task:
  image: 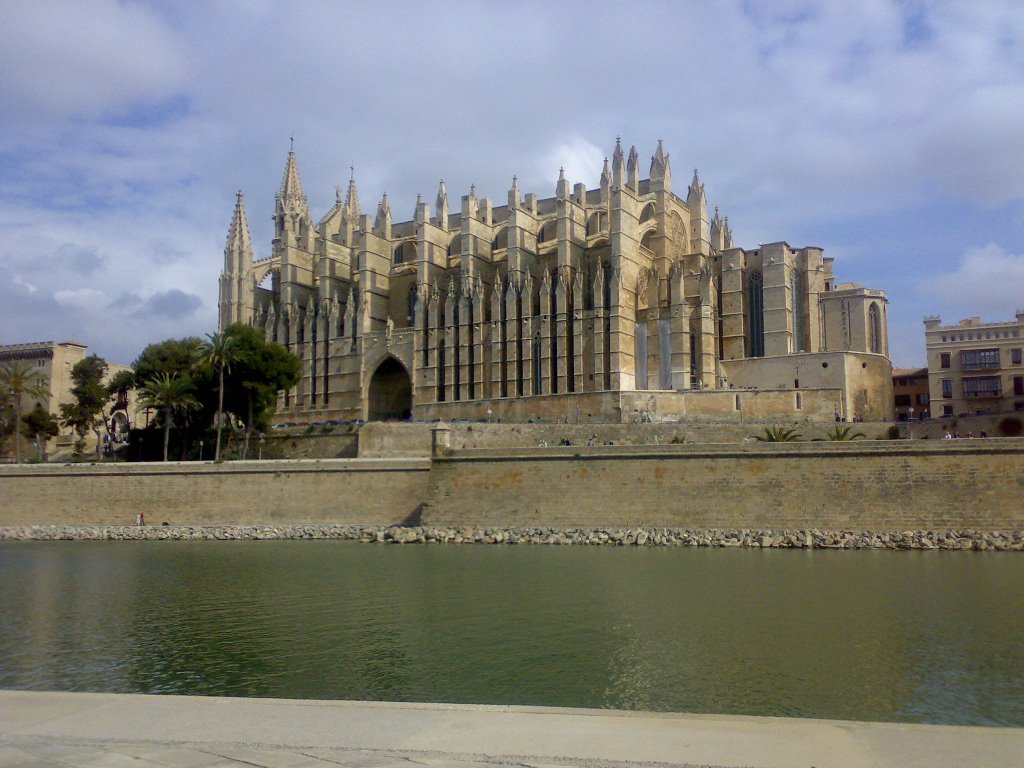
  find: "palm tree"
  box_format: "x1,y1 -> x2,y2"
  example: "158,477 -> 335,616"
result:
821,425 -> 866,441
0,361 -> 50,463
137,373 -> 200,461
754,425 -> 803,442
199,332 -> 239,461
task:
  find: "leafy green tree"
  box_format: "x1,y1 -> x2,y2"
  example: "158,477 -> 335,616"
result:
0,360 -> 50,463
199,332 -> 240,461
754,425 -> 802,442
132,337 -> 204,388
131,329 -> 298,460
22,405 -> 60,461
133,337 -> 211,457
107,369 -> 135,403
220,323 -> 300,458
136,373 -> 200,461
60,355 -> 111,456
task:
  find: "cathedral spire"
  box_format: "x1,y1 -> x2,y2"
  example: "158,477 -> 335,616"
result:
650,139 -> 671,180
277,146 -> 309,220
689,168 -> 704,198
435,179 -> 448,229
556,166 -> 570,198
220,190 -> 254,331
612,137 -> 625,186
626,145 -> 639,191
225,190 -> 254,270
344,168 -> 360,220
375,193 -> 392,237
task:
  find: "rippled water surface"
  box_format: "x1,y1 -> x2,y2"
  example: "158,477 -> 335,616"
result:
1,541 -> 1021,725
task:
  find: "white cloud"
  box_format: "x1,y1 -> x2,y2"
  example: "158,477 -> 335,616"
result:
538,137 -> 605,190
0,0 -> 190,124
13,275 -> 37,293
2,0 -> 1024,368
921,243 -> 1024,321
54,288 -> 107,308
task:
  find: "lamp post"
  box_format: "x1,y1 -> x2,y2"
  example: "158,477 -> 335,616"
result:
486,408 -> 492,423
258,433 -> 265,460
199,439 -> 204,461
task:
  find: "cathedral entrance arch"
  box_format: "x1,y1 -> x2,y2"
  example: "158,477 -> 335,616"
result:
367,356 -> 412,421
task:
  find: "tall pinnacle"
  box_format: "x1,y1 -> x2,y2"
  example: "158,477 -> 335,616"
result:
225,190 -> 254,263
277,147 -> 309,219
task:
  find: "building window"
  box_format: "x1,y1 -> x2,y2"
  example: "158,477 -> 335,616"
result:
791,268 -> 804,352
943,404 -> 953,415
1012,348 -> 1022,365
895,394 -> 912,406
916,392 -> 930,406
1015,376 -> 1024,397
962,376 -> 1001,398
941,379 -> 953,398
960,348 -> 1000,370
747,270 -> 764,357
940,353 -> 950,369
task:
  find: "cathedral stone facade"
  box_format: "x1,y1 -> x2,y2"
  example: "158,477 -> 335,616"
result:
219,140 -> 893,424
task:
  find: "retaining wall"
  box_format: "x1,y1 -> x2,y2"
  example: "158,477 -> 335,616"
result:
2,441 -> 1022,532
423,440 -> 1024,531
0,459 -> 429,527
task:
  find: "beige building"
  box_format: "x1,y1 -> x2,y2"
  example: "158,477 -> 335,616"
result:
0,341 -> 135,455
892,367 -> 930,420
219,139 -> 893,424
924,313 -> 1024,417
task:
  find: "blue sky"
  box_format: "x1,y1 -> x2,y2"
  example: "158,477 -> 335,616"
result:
2,0 -> 1023,367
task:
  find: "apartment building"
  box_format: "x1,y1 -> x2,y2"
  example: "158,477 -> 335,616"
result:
923,313 -> 1024,417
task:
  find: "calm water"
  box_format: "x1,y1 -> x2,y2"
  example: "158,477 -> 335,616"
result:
1,541 -> 1021,726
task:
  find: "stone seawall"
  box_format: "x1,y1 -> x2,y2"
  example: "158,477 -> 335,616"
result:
424,439 -> 1024,531
2,440 -> 1022,534
2,524 -> 1021,550
0,459 -> 430,527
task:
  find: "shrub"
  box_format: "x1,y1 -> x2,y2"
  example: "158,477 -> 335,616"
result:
821,425 -> 866,441
754,426 -> 802,442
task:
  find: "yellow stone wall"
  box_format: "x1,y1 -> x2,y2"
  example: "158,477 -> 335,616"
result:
2,441 -> 1022,532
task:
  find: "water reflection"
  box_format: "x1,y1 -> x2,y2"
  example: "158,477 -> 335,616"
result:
1,542 -> 1021,726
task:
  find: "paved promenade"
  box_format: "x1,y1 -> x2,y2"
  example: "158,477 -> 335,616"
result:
2,691 -> 1021,768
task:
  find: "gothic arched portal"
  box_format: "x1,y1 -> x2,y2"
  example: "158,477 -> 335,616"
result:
367,357 -> 412,421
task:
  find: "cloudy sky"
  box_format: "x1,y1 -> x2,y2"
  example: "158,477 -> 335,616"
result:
2,0 -> 1023,368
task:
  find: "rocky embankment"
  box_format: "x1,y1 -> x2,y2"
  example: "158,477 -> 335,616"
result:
1,525 -> 1021,550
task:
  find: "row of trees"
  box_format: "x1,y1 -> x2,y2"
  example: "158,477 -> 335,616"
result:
132,323 -> 300,461
0,323 -> 300,463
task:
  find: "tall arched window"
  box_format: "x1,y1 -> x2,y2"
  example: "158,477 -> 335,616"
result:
791,268 -> 804,352
748,270 -> 764,357
407,284 -> 417,325
869,302 -> 882,354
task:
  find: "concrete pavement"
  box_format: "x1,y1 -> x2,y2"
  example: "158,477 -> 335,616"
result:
1,690 -> 1021,768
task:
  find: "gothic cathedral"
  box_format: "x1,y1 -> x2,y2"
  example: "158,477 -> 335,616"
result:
219,140 -> 893,424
